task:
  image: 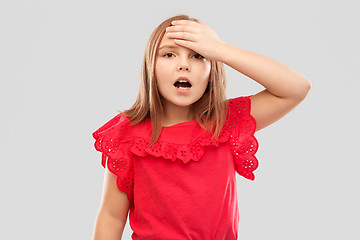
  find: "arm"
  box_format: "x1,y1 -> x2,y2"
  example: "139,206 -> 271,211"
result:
166,20 -> 312,131
220,44 -> 312,131
92,168 -> 130,240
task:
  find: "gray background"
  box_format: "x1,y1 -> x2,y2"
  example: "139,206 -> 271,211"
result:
1,0 -> 359,239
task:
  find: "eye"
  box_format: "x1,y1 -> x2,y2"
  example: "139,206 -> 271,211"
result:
163,53 -> 174,58
193,53 -> 205,59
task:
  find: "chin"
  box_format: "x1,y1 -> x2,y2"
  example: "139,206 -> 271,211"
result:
172,100 -> 195,107
164,96 -> 198,107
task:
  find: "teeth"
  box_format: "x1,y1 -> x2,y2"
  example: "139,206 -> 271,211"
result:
174,79 -> 191,89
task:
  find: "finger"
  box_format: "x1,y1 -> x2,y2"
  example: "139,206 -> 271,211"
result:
171,19 -> 200,27
173,39 -> 195,49
166,25 -> 198,34
196,20 -> 208,27
166,31 -> 197,42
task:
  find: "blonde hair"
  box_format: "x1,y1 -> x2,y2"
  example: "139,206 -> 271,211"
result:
122,14 -> 228,146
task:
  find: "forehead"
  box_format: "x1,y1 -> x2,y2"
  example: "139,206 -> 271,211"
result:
158,34 -> 189,51
159,34 -> 175,47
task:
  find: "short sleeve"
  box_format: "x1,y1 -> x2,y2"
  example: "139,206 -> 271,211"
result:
92,113 -> 134,203
227,96 -> 259,180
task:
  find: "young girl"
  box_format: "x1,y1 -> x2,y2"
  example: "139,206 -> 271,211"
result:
91,15 -> 311,240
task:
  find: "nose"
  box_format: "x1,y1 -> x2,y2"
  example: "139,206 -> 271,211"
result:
178,65 -> 189,71
177,58 -> 190,71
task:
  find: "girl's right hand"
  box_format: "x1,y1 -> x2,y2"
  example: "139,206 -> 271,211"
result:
165,19 -> 227,62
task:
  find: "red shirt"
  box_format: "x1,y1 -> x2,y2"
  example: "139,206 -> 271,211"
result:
92,96 -> 259,240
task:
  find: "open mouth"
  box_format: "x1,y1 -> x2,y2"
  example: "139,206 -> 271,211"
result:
174,80 -> 192,89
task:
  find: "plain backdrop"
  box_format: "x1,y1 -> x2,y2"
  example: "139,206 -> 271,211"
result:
1,0 -> 359,239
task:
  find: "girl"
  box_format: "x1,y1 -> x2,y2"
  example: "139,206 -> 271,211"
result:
91,15 -> 311,240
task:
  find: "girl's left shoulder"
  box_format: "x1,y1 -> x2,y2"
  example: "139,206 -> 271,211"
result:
225,95 -> 259,180
227,95 -> 253,115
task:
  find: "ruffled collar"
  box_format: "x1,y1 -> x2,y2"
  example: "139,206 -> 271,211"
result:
121,116 -> 232,163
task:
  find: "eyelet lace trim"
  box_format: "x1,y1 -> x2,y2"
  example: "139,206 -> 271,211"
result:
129,128 -> 231,163
92,96 -> 259,201
226,96 -> 259,180
92,115 -> 135,203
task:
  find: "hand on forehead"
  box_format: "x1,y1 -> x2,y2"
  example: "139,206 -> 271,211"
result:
163,19 -> 223,62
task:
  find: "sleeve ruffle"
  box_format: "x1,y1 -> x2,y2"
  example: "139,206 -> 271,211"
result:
92,113 -> 134,203
227,96 -> 259,180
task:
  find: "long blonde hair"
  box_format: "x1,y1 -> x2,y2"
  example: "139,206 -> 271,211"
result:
122,14 -> 228,146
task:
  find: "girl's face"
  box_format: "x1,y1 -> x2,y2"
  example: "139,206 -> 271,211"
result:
155,34 -> 211,111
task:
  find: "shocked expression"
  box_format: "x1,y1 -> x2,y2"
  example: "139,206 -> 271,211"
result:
155,34 -> 211,109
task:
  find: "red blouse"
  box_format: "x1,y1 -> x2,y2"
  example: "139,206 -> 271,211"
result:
92,96 -> 259,240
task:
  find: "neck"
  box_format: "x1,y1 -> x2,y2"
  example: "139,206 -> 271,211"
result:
162,102 -> 194,127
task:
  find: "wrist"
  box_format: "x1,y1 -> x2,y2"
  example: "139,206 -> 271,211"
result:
216,41 -> 234,63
